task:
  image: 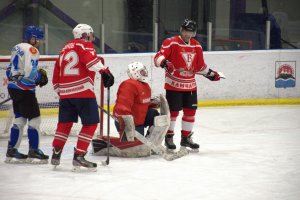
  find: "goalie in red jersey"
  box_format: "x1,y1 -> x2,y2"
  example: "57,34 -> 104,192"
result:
154,19 -> 225,152
92,62 -> 170,157
50,24 -> 114,170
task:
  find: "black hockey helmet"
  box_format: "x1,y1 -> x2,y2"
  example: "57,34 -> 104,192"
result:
181,19 -> 197,32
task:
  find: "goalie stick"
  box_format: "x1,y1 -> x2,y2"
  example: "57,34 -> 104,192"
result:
97,105 -> 189,161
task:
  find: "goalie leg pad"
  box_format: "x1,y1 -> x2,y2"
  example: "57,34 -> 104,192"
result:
120,115 -> 135,142
147,115 -> 170,146
159,94 -> 170,117
92,137 -> 151,157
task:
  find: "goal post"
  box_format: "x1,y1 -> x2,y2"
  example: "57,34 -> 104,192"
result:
0,55 -> 104,137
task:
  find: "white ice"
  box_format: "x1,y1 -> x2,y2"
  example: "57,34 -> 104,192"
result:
0,105 -> 300,200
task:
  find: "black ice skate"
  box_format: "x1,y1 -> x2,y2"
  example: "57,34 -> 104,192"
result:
27,149 -> 49,164
5,147 -> 28,164
51,146 -> 62,166
72,151 -> 97,172
165,134 -> 176,151
180,133 -> 199,152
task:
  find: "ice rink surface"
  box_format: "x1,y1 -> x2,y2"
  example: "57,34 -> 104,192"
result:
0,105 -> 300,200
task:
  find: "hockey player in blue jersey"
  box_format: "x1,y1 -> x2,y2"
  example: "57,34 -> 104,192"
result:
5,25 -> 49,164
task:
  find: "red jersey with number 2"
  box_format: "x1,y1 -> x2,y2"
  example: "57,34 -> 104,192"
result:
53,39 -> 101,99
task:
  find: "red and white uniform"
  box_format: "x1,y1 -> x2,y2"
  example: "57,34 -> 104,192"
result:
154,35 -> 207,91
113,79 -> 151,126
52,39 -> 105,99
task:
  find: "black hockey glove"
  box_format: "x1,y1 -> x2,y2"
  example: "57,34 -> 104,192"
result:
36,68 -> 48,87
161,59 -> 175,74
100,68 -> 114,88
204,69 -> 222,81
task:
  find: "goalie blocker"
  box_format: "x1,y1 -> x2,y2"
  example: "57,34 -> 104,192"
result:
92,94 -> 170,157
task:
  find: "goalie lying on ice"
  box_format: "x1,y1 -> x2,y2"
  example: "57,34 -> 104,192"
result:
92,62 -> 170,157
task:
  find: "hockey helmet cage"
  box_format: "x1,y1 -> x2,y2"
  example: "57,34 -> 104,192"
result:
181,19 -> 197,32
24,26 -> 44,41
127,62 -> 149,83
72,24 -> 94,40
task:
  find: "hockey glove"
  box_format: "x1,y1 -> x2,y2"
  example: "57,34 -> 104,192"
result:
161,59 -> 175,74
36,69 -> 48,87
149,96 -> 160,109
100,68 -> 114,88
204,69 -> 224,81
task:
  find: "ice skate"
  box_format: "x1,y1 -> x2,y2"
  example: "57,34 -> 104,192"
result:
26,149 -> 49,164
5,147 -> 28,164
51,146 -> 62,168
165,134 -> 176,152
180,132 -> 199,152
72,152 -> 97,172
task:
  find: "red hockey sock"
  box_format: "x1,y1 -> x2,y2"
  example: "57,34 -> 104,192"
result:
168,111 -> 179,134
75,124 -> 97,154
52,122 -> 73,150
181,108 -> 196,137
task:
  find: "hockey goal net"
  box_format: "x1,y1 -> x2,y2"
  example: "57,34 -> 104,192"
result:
0,55 -> 104,138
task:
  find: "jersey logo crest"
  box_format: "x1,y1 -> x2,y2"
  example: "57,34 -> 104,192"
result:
29,47 -> 38,55
181,52 -> 195,70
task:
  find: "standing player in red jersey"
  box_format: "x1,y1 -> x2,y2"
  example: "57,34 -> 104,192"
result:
50,24 -> 114,170
154,19 -> 225,152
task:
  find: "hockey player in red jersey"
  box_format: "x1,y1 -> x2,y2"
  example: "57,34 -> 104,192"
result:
51,23 -> 114,170
154,19 -> 225,152
92,62 -> 169,157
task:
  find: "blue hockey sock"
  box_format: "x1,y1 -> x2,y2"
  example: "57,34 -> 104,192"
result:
9,124 -> 21,148
27,126 -> 39,149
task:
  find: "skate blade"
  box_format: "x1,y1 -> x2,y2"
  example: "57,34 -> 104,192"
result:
5,157 -> 27,164
26,158 -> 49,164
72,166 -> 97,172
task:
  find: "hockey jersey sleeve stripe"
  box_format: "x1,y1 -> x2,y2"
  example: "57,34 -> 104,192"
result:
86,57 -> 99,67
155,55 -> 165,67
59,77 -> 94,88
87,59 -> 106,72
166,73 -> 196,83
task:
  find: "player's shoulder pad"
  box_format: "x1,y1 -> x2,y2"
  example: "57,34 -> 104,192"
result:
162,36 -> 178,47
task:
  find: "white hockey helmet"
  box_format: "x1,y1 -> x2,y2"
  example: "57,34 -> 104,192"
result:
72,23 -> 94,40
127,62 -> 149,83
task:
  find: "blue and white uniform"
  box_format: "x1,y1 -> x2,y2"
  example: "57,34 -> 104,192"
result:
6,43 -> 41,92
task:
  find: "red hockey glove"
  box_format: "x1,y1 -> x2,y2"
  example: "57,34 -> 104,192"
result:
100,68 -> 114,88
161,59 -> 175,74
204,69 -> 223,81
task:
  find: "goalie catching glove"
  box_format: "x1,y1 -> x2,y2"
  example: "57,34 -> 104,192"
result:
203,68 -> 226,81
100,68 -> 114,88
36,68 -> 48,87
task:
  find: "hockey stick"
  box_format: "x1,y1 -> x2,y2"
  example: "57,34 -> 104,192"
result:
97,105 -> 188,161
0,97 -> 11,106
101,86 -> 110,166
167,68 -> 226,79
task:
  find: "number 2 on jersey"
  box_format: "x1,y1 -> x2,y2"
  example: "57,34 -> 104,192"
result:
60,51 -> 79,76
